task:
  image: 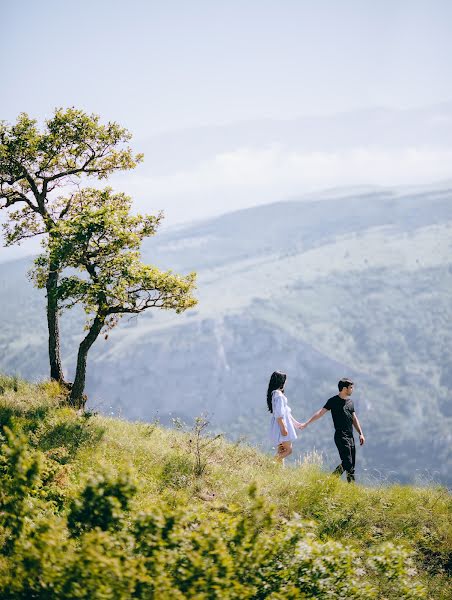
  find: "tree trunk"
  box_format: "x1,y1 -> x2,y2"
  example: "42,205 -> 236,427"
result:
46,267 -> 65,382
69,314 -> 104,408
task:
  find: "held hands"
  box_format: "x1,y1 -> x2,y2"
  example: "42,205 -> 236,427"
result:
296,422 -> 307,430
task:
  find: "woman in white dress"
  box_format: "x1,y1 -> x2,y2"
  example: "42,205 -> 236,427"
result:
267,371 -> 303,464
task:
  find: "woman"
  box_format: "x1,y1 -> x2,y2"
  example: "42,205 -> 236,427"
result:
267,371 -> 303,464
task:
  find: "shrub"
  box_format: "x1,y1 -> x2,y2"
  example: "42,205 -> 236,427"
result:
0,426 -> 42,552
68,471 -> 137,535
60,530 -> 142,600
160,452 -> 195,490
130,486 -> 425,599
29,408 -> 105,461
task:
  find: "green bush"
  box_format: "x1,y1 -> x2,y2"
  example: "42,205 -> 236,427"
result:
0,426 -> 42,552
29,408 -> 105,461
59,530 -> 142,600
160,451 -> 195,490
68,471 -> 137,535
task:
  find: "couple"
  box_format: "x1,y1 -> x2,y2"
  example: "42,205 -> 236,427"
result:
268,371 -> 365,481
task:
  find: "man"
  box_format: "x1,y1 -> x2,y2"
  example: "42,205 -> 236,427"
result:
299,378 -> 365,482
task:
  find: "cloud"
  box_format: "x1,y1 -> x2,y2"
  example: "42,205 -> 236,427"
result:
114,145 -> 452,222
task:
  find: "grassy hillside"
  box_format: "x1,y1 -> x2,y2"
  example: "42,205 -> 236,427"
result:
0,375 -> 450,599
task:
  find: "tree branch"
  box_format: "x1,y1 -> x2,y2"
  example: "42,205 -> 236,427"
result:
0,188 -> 39,212
59,193 -> 75,219
42,152 -> 97,183
5,229 -> 46,242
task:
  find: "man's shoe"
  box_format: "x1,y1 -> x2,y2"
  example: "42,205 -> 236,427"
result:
332,464 -> 345,476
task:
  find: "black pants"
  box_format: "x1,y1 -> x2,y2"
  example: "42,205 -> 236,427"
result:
334,431 -> 355,478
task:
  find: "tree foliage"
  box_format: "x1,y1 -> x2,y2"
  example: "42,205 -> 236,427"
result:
1,109 -> 196,404
46,188 -> 196,319
0,108 -> 141,213
0,108 -> 143,382
0,108 -> 142,246
29,186 -> 197,406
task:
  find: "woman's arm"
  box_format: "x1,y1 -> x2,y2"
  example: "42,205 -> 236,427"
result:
277,416 -> 288,437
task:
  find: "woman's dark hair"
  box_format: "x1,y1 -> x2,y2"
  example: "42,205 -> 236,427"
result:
267,371 -> 287,412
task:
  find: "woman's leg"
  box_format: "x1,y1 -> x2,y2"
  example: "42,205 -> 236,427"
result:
276,441 -> 292,465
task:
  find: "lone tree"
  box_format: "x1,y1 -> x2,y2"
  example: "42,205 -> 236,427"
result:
0,109 -> 142,383
32,187 -> 197,407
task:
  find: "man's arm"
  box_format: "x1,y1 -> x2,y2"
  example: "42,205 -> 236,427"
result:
299,407 -> 328,429
352,413 -> 365,445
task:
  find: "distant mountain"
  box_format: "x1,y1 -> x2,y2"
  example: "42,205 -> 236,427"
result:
1,184 -> 452,484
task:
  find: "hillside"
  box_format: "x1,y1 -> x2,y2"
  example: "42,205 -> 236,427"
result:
0,375 -> 450,599
1,184 -> 452,485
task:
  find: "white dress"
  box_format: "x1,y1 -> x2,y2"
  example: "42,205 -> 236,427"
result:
269,389 -> 297,445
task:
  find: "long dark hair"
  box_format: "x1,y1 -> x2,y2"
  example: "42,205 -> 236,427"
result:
267,371 -> 287,412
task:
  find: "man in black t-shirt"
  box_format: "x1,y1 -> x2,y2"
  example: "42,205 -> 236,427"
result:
299,378 -> 365,482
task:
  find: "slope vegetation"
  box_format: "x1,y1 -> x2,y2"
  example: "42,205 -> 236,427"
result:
0,375 -> 450,599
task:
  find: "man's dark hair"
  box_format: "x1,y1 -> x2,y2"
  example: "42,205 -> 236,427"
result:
338,378 -> 354,392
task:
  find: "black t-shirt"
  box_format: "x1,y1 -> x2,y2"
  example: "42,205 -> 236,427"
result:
323,395 -> 355,434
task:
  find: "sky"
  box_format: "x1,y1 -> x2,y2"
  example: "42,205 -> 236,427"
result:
1,0 -> 452,260
2,0 -> 452,131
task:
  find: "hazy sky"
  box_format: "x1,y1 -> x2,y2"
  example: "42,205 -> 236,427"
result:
2,0 -> 452,133
1,1 -> 452,261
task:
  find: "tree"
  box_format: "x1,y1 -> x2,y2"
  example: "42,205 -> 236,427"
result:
32,187 -> 197,407
0,109 -> 142,383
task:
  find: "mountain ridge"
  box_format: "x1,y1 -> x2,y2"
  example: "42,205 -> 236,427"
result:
1,185 -> 451,484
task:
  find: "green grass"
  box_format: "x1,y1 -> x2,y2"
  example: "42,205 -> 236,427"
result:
0,374 -> 450,599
